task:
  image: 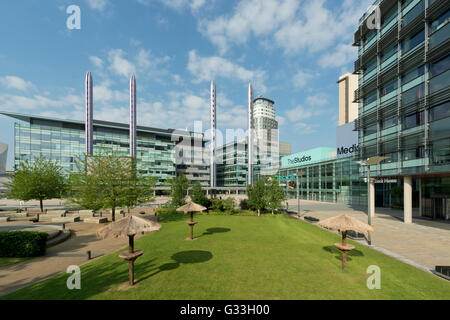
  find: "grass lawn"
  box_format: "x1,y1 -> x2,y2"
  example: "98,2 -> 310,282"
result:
0,257 -> 31,268
2,214 -> 450,300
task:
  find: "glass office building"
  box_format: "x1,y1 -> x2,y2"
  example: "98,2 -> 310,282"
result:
353,0 -> 449,220
278,148 -> 369,207
1,112 -> 210,186
216,140 -> 248,187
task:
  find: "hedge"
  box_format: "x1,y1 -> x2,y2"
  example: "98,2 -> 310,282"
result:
0,231 -> 48,257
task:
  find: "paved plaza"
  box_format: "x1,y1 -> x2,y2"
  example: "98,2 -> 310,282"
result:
287,199 -> 450,271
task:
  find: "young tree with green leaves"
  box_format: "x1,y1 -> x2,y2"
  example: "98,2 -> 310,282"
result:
190,181 -> 210,208
6,155 -> 67,212
170,173 -> 190,206
246,177 -> 268,216
267,176 -> 286,214
69,151 -> 156,221
123,165 -> 158,214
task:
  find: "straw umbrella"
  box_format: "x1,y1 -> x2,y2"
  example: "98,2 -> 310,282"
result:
97,215 -> 161,285
176,202 -> 207,240
318,214 -> 374,271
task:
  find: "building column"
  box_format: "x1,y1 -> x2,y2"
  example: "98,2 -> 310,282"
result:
404,176 -> 413,224
419,178 -> 422,217
369,179 -> 375,220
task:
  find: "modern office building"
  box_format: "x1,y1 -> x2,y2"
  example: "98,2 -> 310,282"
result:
216,138 -> 291,188
216,139 -> 248,187
0,111 -> 210,186
278,148 -> 368,206
353,0 -> 449,221
338,73 -> 359,125
252,97 -> 280,177
0,143 -> 7,173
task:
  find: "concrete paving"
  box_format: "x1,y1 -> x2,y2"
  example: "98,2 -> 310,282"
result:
287,199 -> 450,270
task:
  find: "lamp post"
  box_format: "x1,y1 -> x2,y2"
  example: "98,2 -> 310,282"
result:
362,156 -> 387,245
296,171 -> 305,217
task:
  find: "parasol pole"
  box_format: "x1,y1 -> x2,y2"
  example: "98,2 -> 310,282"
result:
128,234 -> 135,285
342,231 -> 347,271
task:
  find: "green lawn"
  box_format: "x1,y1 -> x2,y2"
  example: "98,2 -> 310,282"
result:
0,257 -> 31,268
2,214 -> 450,300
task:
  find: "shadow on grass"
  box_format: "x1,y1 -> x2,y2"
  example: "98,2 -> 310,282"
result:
137,250 -> 213,283
200,227 -> 231,237
322,245 -> 364,262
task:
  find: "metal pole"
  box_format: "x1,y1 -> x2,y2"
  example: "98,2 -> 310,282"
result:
297,175 -> 300,216
367,165 -> 372,245
299,176 -> 301,217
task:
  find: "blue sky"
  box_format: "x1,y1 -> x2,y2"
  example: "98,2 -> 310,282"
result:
0,0 -> 374,170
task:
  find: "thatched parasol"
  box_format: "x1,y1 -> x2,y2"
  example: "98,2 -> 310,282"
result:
318,214 -> 374,271
97,215 -> 161,285
176,202 -> 207,240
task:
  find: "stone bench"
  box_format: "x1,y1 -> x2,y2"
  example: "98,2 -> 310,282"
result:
45,210 -> 67,217
77,210 -> 95,217
0,217 -> 10,223
83,217 -> 108,224
52,216 -> 80,223
15,212 -> 30,217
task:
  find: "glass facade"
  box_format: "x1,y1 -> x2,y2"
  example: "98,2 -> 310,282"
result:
216,140 -> 248,187
354,0 -> 450,219
278,156 -> 367,207
10,114 -> 209,186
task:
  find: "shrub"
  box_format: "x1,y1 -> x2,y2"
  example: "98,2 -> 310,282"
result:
223,198 -> 235,212
211,198 -> 224,212
239,199 -> 251,210
0,231 -> 48,257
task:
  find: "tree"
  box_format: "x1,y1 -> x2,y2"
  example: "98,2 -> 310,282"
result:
123,163 -> 158,214
267,176 -> 286,214
190,181 -> 210,208
68,151 -> 156,221
170,173 -> 190,206
246,177 -> 268,216
6,155 -> 66,212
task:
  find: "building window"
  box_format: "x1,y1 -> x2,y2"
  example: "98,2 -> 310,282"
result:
365,57 -> 377,74
401,64 -> 424,85
364,90 -> 377,105
382,116 -> 398,129
364,123 -> 377,135
432,138 -> 450,165
401,29 -> 424,54
429,101 -> 450,122
380,78 -> 398,97
403,146 -> 424,161
430,54 -> 450,78
403,111 -> 424,129
381,42 -> 397,63
383,152 -> 398,163
430,9 -> 450,34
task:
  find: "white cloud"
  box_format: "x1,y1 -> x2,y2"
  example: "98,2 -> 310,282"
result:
292,70 -> 317,89
89,56 -> 104,69
0,92 -> 82,111
199,0 -> 300,54
198,0 -> 372,57
285,105 -> 323,122
318,43 -> 357,68
85,0 -> 108,11
0,76 -> 36,92
107,49 -> 136,77
306,94 -> 328,107
158,0 -> 209,12
187,50 -> 266,93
